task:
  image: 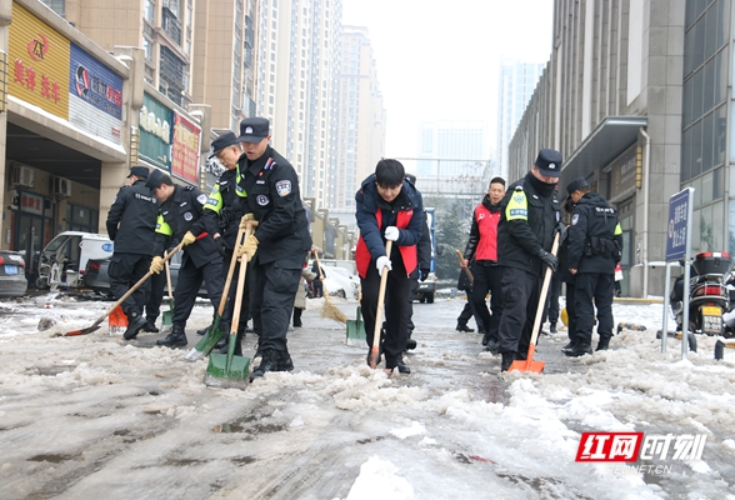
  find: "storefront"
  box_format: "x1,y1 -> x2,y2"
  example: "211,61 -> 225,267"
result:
1,1 -> 130,281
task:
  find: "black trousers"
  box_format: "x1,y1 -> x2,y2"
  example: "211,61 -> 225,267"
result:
145,270 -> 167,322
544,272 -> 562,326
497,267 -> 542,354
565,282 -> 577,342
108,253 -> 151,317
360,256 -> 410,368
172,257 -> 224,328
250,256 -> 302,353
220,249 -> 251,333
573,273 -> 614,346
470,263 -> 503,342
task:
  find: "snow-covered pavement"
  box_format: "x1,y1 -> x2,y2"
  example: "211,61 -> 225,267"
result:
0,293 -> 734,499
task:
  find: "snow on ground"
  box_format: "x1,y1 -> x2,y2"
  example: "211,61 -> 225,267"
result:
0,293 -> 734,499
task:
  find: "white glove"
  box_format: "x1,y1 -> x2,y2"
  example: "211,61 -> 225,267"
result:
384,226 -> 400,241
376,256 -> 392,277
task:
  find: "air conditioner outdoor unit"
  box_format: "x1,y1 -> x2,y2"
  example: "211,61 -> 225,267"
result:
54,177 -> 72,198
13,165 -> 34,188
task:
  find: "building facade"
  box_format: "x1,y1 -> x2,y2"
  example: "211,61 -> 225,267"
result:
255,0 -> 342,208
496,60 -> 545,180
509,0 -> 693,297
334,26 -> 385,210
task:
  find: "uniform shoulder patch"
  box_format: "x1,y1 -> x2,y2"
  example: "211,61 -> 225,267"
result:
572,214 -> 580,225
197,194 -> 208,205
275,180 -> 292,197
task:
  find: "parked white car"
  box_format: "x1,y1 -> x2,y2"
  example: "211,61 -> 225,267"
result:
311,261 -> 359,299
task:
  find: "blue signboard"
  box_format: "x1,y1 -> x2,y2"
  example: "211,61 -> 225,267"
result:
69,43 -> 123,119
665,188 -> 693,261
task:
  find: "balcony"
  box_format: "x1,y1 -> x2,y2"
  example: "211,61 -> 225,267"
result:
162,7 -> 181,45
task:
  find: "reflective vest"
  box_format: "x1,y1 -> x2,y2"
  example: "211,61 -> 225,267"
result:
355,209 -> 417,278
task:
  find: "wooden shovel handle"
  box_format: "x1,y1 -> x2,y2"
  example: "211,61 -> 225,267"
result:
455,249 -> 474,284
528,232 -> 561,347
216,219 -> 259,316
91,240 -> 186,329
369,240 -> 393,368
164,251 -> 173,300
229,224 -> 255,335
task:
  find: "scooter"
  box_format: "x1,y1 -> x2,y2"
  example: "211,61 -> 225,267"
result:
669,252 -> 731,352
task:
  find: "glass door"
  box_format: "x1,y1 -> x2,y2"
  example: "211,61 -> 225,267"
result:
16,214 -> 44,281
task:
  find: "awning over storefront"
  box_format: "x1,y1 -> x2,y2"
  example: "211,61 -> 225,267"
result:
561,116 -> 648,183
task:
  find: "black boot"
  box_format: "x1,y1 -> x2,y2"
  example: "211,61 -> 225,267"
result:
595,336 -> 611,351
395,358 -> 410,374
142,318 -> 159,333
196,324 -> 213,336
549,323 -> 557,334
561,341 -> 576,353
501,352 -> 515,371
485,339 -> 500,354
156,325 -> 188,347
250,349 -> 280,381
564,344 -> 592,357
456,324 -> 474,332
277,350 -> 294,372
123,312 -> 148,340
405,338 -> 417,351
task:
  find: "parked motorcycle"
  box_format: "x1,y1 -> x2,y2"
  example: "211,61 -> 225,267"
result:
669,252 -> 732,352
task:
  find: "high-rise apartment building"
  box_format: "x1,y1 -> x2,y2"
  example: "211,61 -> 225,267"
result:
417,120 -> 488,177
334,26 -> 386,209
192,0 -> 257,131
255,0 -> 342,207
496,60 -> 544,179
46,0 -> 195,108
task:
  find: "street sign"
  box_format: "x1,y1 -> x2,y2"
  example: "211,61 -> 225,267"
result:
665,188 -> 694,262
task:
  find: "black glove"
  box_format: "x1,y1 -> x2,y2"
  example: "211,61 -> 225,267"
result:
420,268 -> 430,282
555,220 -> 567,243
536,248 -> 558,272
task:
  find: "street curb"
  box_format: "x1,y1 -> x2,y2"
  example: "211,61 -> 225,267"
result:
613,297 -> 664,305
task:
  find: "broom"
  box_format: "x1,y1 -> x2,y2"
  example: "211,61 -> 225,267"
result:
312,249 -> 347,324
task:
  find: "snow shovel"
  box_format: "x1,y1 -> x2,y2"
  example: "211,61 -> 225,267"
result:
203,225 -> 254,388
185,219 -> 257,362
455,249 -> 474,284
161,251 -> 175,329
108,305 -> 128,336
346,286 -> 366,346
368,240 -> 392,369
61,241 -> 186,337
509,233 -> 560,374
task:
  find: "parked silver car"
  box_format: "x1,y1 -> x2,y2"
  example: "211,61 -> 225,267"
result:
0,250 -> 28,297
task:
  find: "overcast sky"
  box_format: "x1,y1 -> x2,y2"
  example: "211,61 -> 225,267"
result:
341,0 -> 554,160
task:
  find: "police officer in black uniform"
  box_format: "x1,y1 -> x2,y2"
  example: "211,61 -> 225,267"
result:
203,131 -> 252,355
564,177 -> 623,356
106,166 -> 159,340
146,170 -> 225,347
234,117 -> 312,380
496,149 -> 564,371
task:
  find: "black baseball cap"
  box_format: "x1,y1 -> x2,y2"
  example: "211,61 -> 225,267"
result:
238,117 -> 270,143
145,169 -> 166,191
208,132 -> 241,159
128,166 -> 149,178
566,177 -> 589,195
534,149 -> 563,177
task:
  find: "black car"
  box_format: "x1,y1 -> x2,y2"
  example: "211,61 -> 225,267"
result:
0,250 -> 28,297
413,272 -> 437,303
83,252 -> 207,297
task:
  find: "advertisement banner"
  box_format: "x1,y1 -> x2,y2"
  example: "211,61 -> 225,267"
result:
68,43 -> 123,144
139,93 -> 172,170
9,4 -> 70,119
171,112 -> 201,184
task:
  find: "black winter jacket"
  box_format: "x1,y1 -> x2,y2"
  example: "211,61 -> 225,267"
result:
106,180 -> 159,255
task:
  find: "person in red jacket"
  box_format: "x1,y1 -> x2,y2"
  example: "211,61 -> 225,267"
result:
355,159 -> 425,375
460,177 -> 506,353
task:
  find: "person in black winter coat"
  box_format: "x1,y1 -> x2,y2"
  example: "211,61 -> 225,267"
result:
355,160 -> 424,375
564,177 -> 623,356
106,166 -> 159,340
496,149 -> 564,371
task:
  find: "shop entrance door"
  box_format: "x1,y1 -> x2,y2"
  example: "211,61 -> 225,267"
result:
16,214 -> 44,280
